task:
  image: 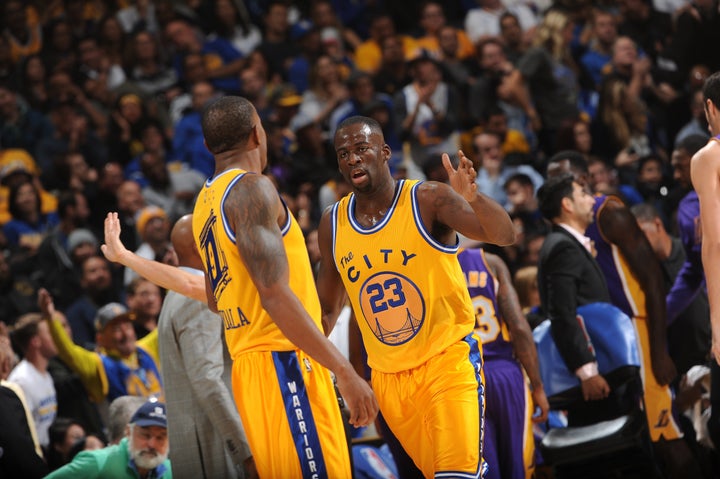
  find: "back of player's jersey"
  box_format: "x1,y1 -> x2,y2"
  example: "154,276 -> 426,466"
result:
457,248 -> 514,360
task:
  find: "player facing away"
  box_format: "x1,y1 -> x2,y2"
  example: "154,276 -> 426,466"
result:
316,116 -> 516,477
192,97 -> 377,478
458,247 -> 548,479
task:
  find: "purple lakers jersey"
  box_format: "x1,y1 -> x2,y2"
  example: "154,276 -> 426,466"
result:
457,248 -> 513,361
586,194 -> 645,318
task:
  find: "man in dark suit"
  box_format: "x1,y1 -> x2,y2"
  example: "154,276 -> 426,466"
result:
537,173 -> 612,407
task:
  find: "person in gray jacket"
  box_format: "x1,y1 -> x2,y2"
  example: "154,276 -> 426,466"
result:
158,214 -> 254,478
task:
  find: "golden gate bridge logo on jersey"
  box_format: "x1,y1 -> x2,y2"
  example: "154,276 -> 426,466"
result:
359,271 -> 425,345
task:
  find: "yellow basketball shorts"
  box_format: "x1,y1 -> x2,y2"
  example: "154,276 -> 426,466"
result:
372,333 -> 485,478
232,349 -> 351,478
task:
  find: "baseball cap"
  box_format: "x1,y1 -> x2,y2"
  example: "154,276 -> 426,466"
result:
135,206 -> 167,236
130,400 -> 167,428
290,20 -> 313,41
273,84 -> 302,108
94,303 -> 135,332
0,149 -> 39,185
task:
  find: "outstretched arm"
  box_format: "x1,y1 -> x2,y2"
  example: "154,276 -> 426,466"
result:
599,199 -> 676,385
224,175 -> 378,427
692,145 -> 720,365
416,151 -> 515,246
486,253 -> 548,422
101,213 -> 207,302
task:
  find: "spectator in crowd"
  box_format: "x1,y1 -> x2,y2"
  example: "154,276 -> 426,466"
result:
580,7 -> 618,89
631,202 -> 710,378
463,0 -> 538,45
415,1 -> 475,61
172,81 -> 217,177
395,51 -> 462,179
77,35 -> 126,93
473,130 -> 544,210
2,0 -> 43,65
46,399 -> 172,479
40,290 -> 164,403
46,311 -> 105,445
65,253 -> 121,350
206,0 -> 262,58
0,82 -> 54,158
330,70 -> 393,138
0,149 -> 58,228
3,180 -> 59,258
355,12 -> 418,74
255,2 -> 298,82
125,277 -> 162,340
46,417 -> 89,471
36,191 -> 92,310
17,54 -> 50,113
124,30 -> 177,99
499,12 -> 528,64
512,9 -> 580,158
298,54 -> 349,136
0,327 -> 48,479
8,312 -> 58,449
124,205 -> 172,287
138,150 -> 205,222
0,247 -> 41,324
107,395 -> 147,445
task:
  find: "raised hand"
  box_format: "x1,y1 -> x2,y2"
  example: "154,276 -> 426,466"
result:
442,150 -> 478,203
101,212 -> 129,264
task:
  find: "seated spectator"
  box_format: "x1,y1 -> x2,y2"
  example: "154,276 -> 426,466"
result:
46,311 -> 105,443
0,328 -> 48,479
206,0 -> 261,57
513,265 -> 543,329
124,30 -> 178,99
107,395 -> 147,445
3,180 -> 59,259
172,81 -> 217,178
165,17 -> 243,94
0,82 -> 54,158
46,417 -> 87,471
586,157 -> 643,206
40,290 -> 164,404
472,130 -> 544,210
415,1 -> 475,61
124,206 -> 172,287
394,51 -> 462,179
46,400 -> 171,479
0,247 -> 41,325
463,0 -> 538,45
0,149 -> 57,226
125,278 -> 162,340
8,313 -> 58,449
36,191 -> 92,310
64,254 -> 121,350
580,7 -> 618,90
355,12 -> 418,74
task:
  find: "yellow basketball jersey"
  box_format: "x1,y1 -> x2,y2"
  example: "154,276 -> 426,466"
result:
331,179 -> 477,373
192,168 -> 323,357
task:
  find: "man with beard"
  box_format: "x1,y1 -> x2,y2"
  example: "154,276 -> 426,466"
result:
64,254 -> 121,350
46,399 -> 172,478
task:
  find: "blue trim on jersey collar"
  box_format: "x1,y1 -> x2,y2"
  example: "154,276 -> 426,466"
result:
410,181 -> 459,254
205,167 -> 244,187
347,180 -> 404,234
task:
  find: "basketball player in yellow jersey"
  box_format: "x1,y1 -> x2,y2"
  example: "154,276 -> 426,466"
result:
102,97 -> 378,479
316,116 -> 515,478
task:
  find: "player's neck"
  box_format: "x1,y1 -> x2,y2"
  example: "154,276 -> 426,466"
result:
353,176 -> 397,219
214,150 -> 262,175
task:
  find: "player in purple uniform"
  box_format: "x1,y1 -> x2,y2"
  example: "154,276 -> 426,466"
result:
458,247 -> 548,479
665,135 -> 708,323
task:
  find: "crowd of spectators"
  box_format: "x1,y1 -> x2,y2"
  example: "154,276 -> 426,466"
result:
0,0 -> 719,476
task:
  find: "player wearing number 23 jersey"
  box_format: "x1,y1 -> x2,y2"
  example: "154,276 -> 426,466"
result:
330,178 -> 485,478
458,248 -> 535,479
